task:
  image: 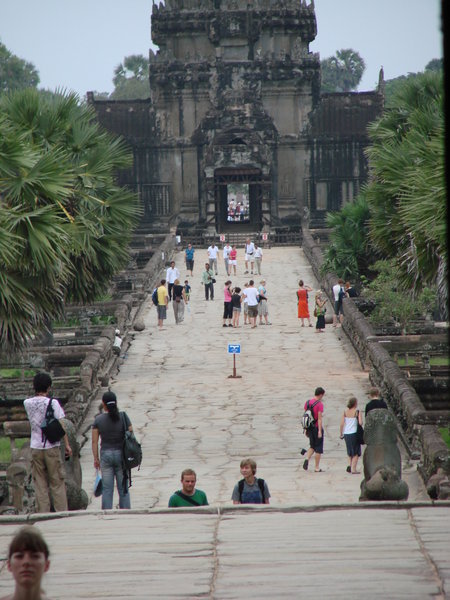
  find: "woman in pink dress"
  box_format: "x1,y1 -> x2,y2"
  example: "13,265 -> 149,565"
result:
297,280 -> 313,327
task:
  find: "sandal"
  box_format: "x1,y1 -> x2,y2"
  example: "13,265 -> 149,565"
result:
314,469 -> 323,473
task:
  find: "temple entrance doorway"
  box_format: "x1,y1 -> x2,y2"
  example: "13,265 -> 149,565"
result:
214,168 -> 265,233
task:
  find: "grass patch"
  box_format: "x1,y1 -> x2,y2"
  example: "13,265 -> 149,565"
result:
439,428 -> 450,449
69,366 -> 81,376
0,437 -> 29,463
0,368 -> 36,379
396,356 -> 450,367
90,315 -> 116,326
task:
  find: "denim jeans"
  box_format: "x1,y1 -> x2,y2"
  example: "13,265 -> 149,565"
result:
100,449 -> 131,509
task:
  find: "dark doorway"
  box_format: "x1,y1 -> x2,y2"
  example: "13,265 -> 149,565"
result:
214,168 -> 264,232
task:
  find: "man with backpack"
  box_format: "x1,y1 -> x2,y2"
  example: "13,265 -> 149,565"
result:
302,387 -> 325,472
231,458 -> 270,504
24,372 -> 72,513
168,469 -> 209,507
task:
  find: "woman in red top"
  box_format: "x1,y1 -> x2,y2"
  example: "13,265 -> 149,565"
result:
297,280 -> 313,327
228,246 -> 237,275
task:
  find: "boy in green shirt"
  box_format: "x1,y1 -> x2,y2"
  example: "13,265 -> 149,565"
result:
168,469 -> 209,507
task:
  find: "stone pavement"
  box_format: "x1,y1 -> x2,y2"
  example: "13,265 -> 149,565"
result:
1,246 -> 449,599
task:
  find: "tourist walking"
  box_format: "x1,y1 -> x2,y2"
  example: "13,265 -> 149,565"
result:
184,279 -> 191,301
92,391 -> 133,510
302,387 -> 325,472
223,280 -> 233,327
1,526 -> 51,600
172,278 -> 187,324
229,245 -> 237,275
365,387 -> 388,416
253,243 -> 263,275
223,242 -> 232,276
166,260 -> 180,301
244,280 -> 259,328
207,242 -> 219,275
168,469 -> 209,507
332,278 -> 346,327
242,282 -> 249,324
231,286 -> 243,327
244,238 -> 255,274
24,372 -> 72,513
201,262 -> 215,300
297,280 -> 313,327
185,243 -> 195,276
258,279 -> 271,325
314,291 -> 326,332
232,458 -> 270,504
156,279 -> 169,330
340,397 -> 363,474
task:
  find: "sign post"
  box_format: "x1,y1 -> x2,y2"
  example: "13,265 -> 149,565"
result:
227,343 -> 242,378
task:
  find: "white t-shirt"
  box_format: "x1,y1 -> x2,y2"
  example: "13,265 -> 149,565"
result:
166,266 -> 180,284
223,245 -> 232,259
245,242 -> 255,256
208,246 -> 219,259
254,247 -> 263,258
244,286 -> 259,306
24,396 -> 65,449
333,283 -> 342,301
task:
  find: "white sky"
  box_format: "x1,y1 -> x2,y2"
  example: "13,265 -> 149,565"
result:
0,0 -> 443,97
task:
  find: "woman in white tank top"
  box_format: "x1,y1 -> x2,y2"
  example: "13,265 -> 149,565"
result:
339,396 -> 363,474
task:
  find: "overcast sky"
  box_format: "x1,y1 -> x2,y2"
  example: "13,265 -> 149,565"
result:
0,0 -> 443,97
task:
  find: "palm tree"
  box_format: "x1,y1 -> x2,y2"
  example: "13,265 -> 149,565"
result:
0,89 -> 140,350
365,72 -> 446,316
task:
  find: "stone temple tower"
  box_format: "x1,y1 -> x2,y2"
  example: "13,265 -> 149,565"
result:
149,0 -> 320,232
89,0 -> 382,233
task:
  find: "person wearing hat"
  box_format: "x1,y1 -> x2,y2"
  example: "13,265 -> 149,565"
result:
257,280 -> 271,325
92,391 -> 134,509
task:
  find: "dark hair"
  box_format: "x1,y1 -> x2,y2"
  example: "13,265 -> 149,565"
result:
160,279 -> 166,285
102,391 -> 119,422
347,396 -> 357,409
315,387 -> 325,397
234,286 -> 241,294
8,526 -> 49,560
299,280 -> 304,287
33,372 -> 52,394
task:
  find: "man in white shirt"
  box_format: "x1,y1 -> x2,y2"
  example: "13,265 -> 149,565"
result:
332,278 -> 345,327
223,242 -> 232,276
253,243 -> 263,275
166,260 -> 180,301
207,243 -> 219,275
24,372 -> 72,513
244,238 -> 255,274
243,279 -> 259,328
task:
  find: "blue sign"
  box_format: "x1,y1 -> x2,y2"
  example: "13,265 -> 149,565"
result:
228,343 -> 241,354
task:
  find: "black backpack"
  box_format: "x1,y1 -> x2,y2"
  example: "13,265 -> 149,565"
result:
238,478 -> 266,503
301,399 -> 319,433
151,288 -> 158,306
121,412 -> 142,493
40,398 -> 66,446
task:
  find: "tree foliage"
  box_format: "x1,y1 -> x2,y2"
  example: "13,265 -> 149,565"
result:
321,194 -> 371,280
321,49 -> 365,93
111,54 -> 150,100
0,41 -> 39,94
0,89 -> 141,350
365,72 -> 445,307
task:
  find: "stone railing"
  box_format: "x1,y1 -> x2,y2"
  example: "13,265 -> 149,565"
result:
301,226 -> 450,496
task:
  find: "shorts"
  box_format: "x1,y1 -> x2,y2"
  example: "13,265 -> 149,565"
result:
258,299 -> 268,316
229,259 -> 237,266
233,307 -> 241,313
344,433 -> 361,457
244,303 -> 248,315
334,300 -> 343,315
186,259 -> 194,270
157,305 -> 167,320
308,426 -> 324,454
245,253 -> 254,262
248,305 -> 258,318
